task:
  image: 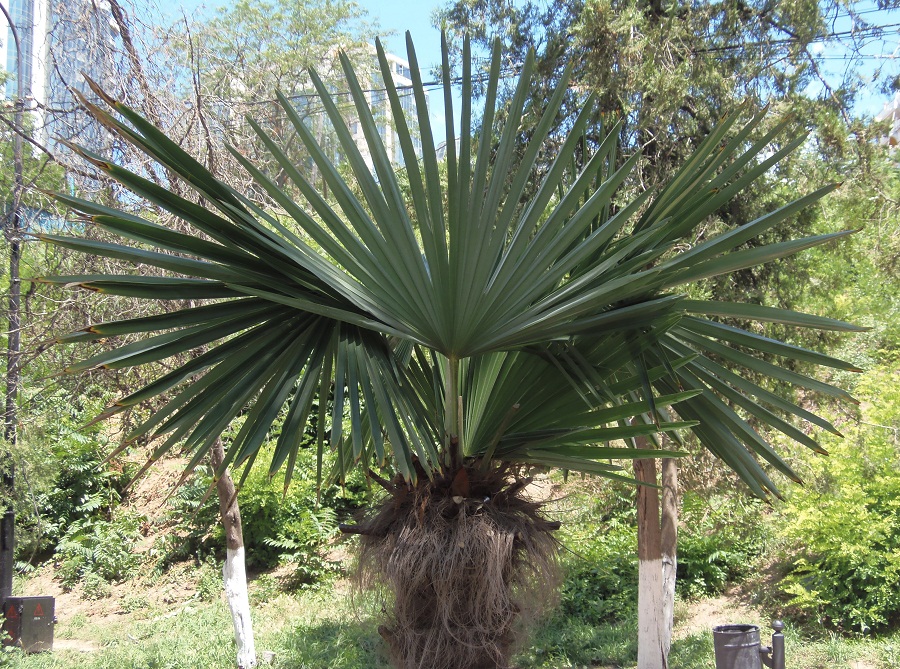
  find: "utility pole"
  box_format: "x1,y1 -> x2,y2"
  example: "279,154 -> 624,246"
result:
0,0 -> 25,605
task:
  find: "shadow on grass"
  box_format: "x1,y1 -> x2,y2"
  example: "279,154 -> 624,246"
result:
273,618 -> 392,669
516,615 -> 638,668
669,631 -> 715,669
273,612 -> 644,669
517,618 -> 717,668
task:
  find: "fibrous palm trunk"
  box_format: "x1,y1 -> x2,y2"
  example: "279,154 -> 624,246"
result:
349,465 -> 560,669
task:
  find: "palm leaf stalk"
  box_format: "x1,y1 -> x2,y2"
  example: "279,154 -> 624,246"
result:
41,33 -> 858,669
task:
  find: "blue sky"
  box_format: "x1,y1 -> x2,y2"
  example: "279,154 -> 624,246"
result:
355,0 -> 444,65
353,0 -> 457,141
808,1 -> 900,118
164,0 -> 446,73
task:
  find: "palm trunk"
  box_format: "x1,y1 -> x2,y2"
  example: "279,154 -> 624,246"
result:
210,440 -> 257,669
634,456 -> 666,669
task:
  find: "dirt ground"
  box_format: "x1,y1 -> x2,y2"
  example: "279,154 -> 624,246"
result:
675,590 -> 764,639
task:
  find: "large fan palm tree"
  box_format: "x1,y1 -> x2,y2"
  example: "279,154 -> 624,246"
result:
41,34 -> 858,669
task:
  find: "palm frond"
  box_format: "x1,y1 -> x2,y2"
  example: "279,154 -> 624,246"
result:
44,33 -> 857,496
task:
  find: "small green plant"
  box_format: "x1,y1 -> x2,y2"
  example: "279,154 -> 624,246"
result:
119,593 -> 150,613
676,492 -> 769,599
249,572 -> 282,605
80,571 -> 112,600
195,555 -> 222,602
55,514 -> 144,591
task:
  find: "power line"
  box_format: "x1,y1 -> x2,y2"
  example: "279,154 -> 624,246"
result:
830,6 -> 896,19
209,23 -> 900,112
817,54 -> 900,60
218,66 -> 521,109
694,21 -> 900,54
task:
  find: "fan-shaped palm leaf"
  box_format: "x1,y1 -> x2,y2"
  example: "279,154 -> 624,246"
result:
41,33 -> 858,496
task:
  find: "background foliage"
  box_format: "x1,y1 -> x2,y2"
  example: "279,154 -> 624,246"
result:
0,0 -> 899,658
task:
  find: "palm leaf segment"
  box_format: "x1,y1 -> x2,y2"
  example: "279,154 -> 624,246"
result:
42,33 -> 858,496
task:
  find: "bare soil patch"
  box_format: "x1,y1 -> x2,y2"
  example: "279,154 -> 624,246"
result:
675,588 -> 767,640
53,639 -> 100,653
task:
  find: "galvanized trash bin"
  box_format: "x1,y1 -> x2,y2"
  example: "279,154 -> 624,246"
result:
713,621 -> 784,669
713,624 -> 763,669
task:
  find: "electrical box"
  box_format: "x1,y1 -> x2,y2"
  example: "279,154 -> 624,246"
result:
2,596 -> 55,653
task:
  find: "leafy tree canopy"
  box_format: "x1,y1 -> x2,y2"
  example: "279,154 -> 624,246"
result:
192,0 -> 378,100
435,0 -> 898,177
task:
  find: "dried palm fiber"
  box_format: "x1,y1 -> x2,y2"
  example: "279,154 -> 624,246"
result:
354,465 -> 560,669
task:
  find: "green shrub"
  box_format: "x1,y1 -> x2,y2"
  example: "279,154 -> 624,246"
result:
157,443 -> 366,584
559,522 -> 638,624
555,477 -> 769,624
151,475 -> 221,568
55,513 -> 144,592
262,507 -> 341,585
2,394 -> 130,560
557,483 -> 638,624
677,492 -> 769,599
40,434 -> 131,534
775,359 -> 900,632
230,457 -> 333,570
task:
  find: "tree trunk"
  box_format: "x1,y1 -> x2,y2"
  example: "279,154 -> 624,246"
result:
0,5 -> 25,605
210,440 -> 257,669
634,456 -> 666,669
660,457 -> 679,661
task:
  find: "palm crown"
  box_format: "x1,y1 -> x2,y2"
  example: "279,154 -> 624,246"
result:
41,34 -> 859,497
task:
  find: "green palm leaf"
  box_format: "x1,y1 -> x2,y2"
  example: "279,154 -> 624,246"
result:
45,33 -> 857,497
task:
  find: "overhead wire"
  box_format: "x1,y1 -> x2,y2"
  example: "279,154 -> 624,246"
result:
230,18 -> 900,108
228,64 -> 521,108
693,21 -> 900,54
16,12 -> 900,129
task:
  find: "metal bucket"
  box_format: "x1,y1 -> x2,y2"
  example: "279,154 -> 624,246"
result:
712,624 -> 763,669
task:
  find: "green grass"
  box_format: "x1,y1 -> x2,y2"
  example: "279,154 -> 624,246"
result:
670,628 -> 900,669
4,584 -> 899,669
517,616 -> 638,668
0,588 -> 388,669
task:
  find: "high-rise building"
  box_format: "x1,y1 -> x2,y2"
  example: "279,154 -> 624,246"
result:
2,0 -> 119,150
876,92 -> 900,149
348,50 -> 424,169
1,0 -> 48,103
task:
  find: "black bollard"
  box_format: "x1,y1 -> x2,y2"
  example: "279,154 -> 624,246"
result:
770,621 -> 785,669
